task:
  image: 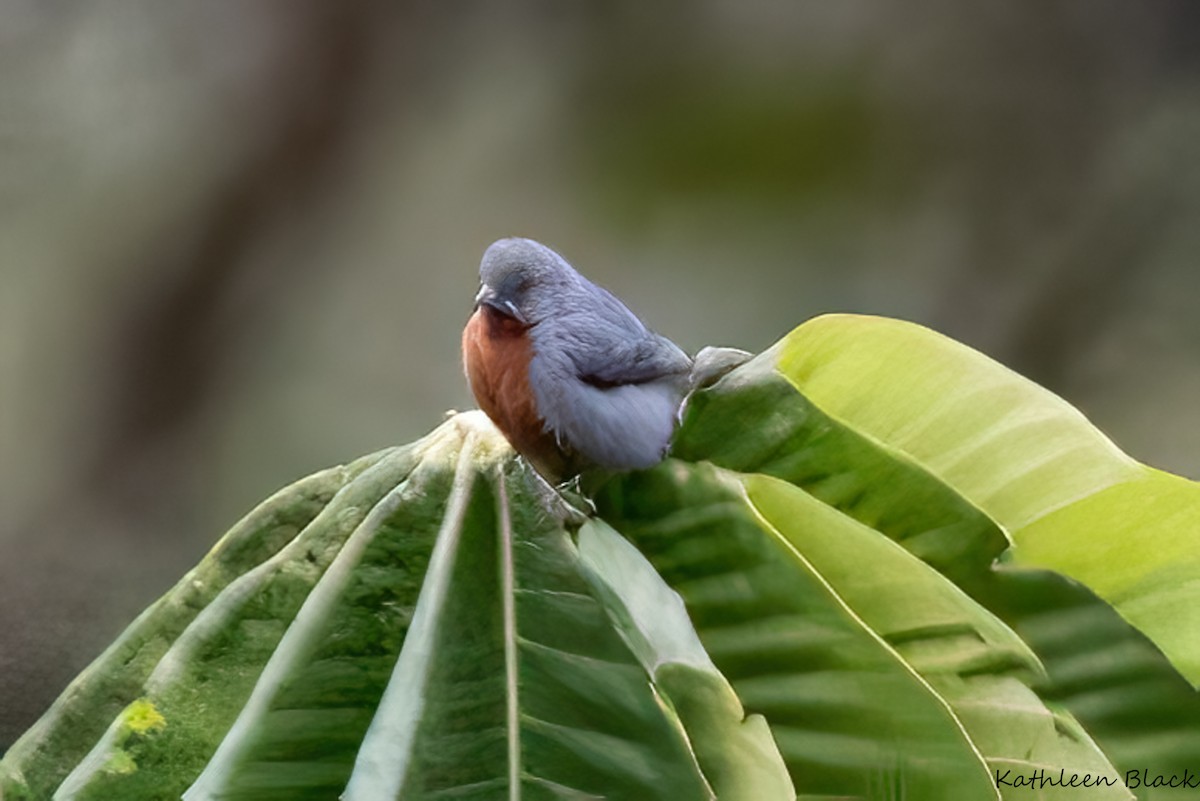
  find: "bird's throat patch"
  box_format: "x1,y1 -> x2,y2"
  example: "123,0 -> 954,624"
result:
463,306 -> 568,479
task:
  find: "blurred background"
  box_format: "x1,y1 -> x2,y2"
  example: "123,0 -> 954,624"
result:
2,0 -> 1198,750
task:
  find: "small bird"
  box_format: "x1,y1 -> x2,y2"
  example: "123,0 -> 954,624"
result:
462,238 -> 693,481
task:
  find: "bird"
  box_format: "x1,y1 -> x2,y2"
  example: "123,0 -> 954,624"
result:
462,237 -> 693,482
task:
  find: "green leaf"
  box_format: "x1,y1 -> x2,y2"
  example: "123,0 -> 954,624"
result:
159,415 -> 726,801
341,422 -> 722,801
595,461 -> 1005,800
740,471 -> 1132,800
673,313 -> 1200,798
673,348 -> 1007,586
7,412 -> 802,800
0,455 -> 375,801
977,568 -> 1200,801
179,436 -> 449,801
47,442 -> 426,801
576,518 -> 795,801
771,314 -> 1200,685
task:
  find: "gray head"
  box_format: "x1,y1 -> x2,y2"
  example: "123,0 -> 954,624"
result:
476,238 -> 581,325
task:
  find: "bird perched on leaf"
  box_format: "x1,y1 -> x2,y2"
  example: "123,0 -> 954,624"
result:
462,238 -> 693,482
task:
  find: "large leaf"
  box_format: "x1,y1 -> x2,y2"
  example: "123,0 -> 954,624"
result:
673,344 -> 1008,587
596,463 -> 970,799
24,438 -> 430,801
2,413 -> 787,801
740,472 -> 1132,801
977,568 -> 1200,801
773,314 -> 1200,685
673,314 -> 1200,799
331,426 -> 719,801
575,518 -> 794,801
0,453 -> 380,801
595,461 -> 1133,799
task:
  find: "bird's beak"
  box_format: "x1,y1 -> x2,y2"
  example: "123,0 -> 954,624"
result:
475,283 -> 493,307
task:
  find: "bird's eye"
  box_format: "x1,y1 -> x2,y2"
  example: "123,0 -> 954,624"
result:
499,300 -> 528,325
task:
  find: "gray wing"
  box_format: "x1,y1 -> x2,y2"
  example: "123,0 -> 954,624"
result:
526,282 -> 692,469
565,284 -> 691,387
574,334 -> 692,388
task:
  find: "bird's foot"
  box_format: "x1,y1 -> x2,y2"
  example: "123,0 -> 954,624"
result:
522,461 -> 594,526
555,475 -> 596,519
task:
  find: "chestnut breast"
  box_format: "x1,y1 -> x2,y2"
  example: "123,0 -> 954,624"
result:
462,306 -> 568,478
